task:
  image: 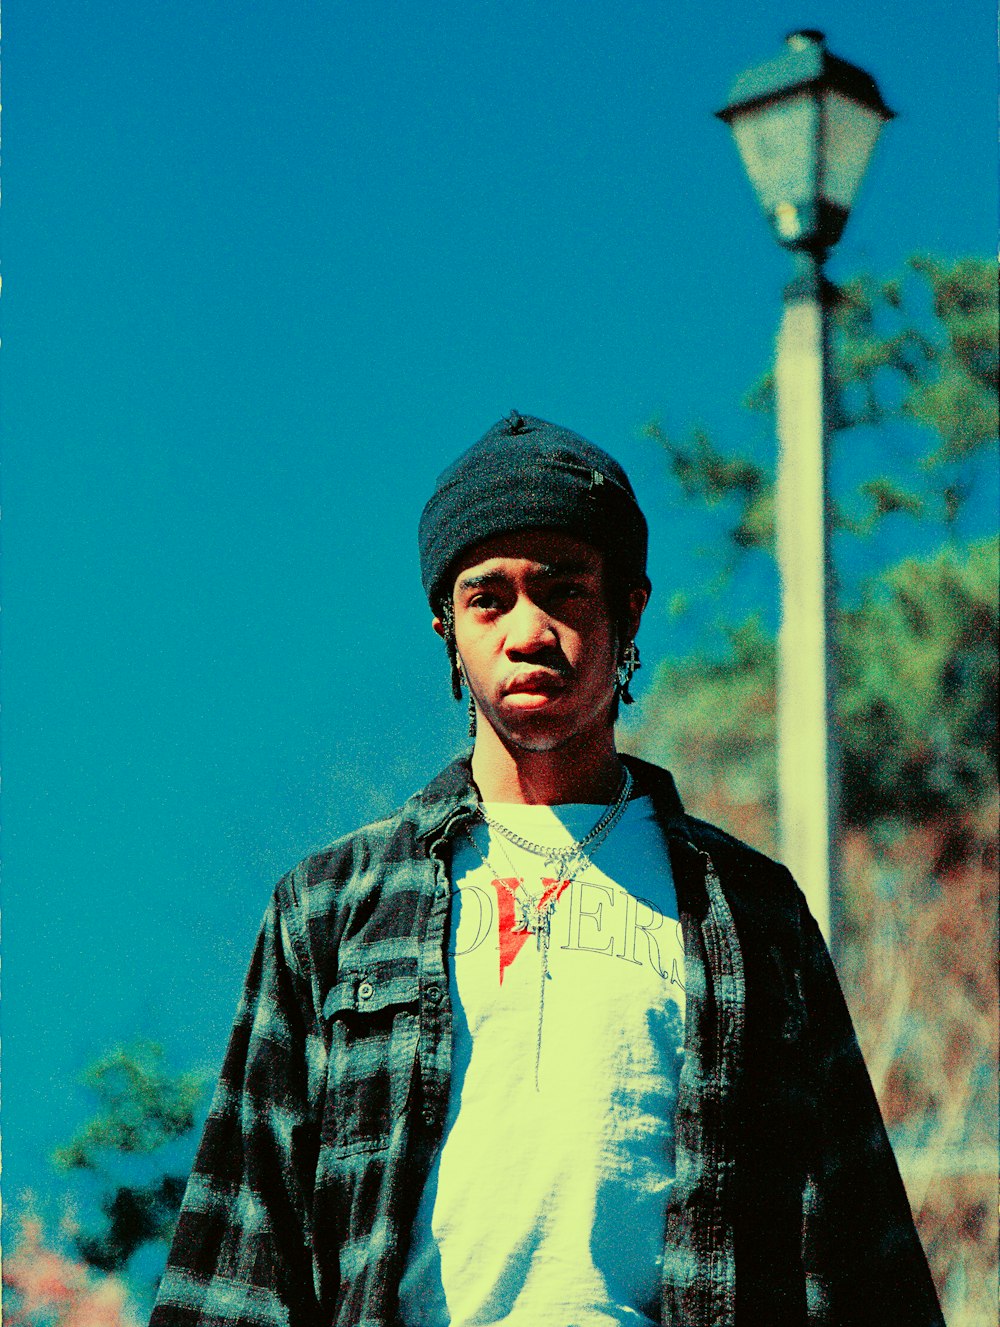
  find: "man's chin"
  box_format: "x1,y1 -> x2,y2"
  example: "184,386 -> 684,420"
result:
485,706 -> 593,755
502,729 -> 571,754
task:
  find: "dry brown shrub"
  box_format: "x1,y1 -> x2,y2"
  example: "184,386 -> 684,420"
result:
839,802 -> 998,1326
2,1216 -> 140,1327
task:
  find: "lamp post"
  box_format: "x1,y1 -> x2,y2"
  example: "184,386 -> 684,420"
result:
716,31 -> 894,945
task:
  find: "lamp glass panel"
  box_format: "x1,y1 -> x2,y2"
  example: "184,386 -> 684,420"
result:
729,91 -> 817,214
820,90 -> 886,210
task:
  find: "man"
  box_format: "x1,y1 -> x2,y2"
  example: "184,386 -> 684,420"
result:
151,413 -> 943,1326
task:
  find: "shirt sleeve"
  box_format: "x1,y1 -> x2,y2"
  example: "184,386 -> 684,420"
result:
796,892 -> 945,1325
150,880 -> 327,1327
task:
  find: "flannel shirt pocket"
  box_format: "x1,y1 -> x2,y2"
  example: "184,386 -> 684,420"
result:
322,964 -> 421,1156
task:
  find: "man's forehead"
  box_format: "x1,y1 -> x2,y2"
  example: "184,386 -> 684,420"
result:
452,530 -> 604,584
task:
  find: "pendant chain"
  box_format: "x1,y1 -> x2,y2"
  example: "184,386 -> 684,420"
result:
462,766 -> 633,1090
478,766 -> 633,879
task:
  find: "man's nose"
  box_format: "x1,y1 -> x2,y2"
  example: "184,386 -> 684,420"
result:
504,595 -> 557,655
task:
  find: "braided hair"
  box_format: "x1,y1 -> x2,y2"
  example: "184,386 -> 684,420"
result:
437,598 -> 465,702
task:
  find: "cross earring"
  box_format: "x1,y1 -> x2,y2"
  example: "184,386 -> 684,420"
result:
616,639 -> 641,704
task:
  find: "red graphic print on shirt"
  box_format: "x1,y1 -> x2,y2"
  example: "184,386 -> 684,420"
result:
490,877 -> 569,984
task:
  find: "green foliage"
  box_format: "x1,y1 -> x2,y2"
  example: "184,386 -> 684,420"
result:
52,1041 -> 207,1276
643,420 -> 775,555
852,477 -> 925,527
839,537 -> 999,825
54,1041 -> 204,1171
651,255 -> 997,568
748,255 -> 998,460
846,255 -> 999,465
632,256 -> 999,1326
634,253 -> 998,835
633,537 -> 998,838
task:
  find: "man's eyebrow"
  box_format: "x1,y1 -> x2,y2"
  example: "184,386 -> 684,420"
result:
456,570 -> 508,592
456,559 -> 598,593
531,559 -> 597,579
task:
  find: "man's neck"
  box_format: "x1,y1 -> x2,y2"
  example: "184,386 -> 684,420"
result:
470,724 -> 625,805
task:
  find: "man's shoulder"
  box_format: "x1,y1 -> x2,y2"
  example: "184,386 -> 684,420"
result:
684,813 -> 792,885
287,806 -> 420,891
265,764 -> 471,973
684,818 -> 813,968
277,756 -> 474,901
626,754 -> 802,918
628,757 -> 786,867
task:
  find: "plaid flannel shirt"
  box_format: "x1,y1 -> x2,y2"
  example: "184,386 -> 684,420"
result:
151,755 -> 943,1327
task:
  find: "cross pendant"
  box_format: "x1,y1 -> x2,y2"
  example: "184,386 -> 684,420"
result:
515,893 -> 540,933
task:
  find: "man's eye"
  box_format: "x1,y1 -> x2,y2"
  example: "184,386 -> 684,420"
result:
549,583 -> 586,601
469,593 -> 500,612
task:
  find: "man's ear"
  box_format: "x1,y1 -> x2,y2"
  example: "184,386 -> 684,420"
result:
627,584 -> 650,640
431,616 -> 445,640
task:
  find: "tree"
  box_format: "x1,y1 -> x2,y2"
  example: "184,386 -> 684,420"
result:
52,1041 -> 207,1276
631,254 -> 998,831
623,253 -> 998,1325
839,538 -> 997,827
629,535 -> 998,838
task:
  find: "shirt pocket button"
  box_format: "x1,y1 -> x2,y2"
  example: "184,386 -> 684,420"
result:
357,980 -> 375,1002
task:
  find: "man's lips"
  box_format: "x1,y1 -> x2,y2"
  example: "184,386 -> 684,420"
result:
503,670 -> 569,697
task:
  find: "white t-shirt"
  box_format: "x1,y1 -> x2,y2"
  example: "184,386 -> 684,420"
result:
398,795 -> 685,1327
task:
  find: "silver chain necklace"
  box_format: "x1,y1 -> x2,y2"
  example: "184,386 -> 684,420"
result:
463,768 -> 633,1089
463,828 -> 563,946
477,765 -> 633,880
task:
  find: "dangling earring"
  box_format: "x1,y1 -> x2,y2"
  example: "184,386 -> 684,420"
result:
616,639 -> 641,705
467,693 -> 478,740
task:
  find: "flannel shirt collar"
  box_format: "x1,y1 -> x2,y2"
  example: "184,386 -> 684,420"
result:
404,751 -> 691,847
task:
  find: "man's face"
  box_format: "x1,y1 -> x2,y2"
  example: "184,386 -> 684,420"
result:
435,529 -> 644,754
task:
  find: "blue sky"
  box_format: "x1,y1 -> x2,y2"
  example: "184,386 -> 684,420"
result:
4,0 -> 996,1228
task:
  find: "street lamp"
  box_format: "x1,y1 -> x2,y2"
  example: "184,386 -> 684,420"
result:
716,31 -> 894,945
717,29 -> 895,258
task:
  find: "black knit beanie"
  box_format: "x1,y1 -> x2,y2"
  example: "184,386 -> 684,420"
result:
418,411 -> 649,612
